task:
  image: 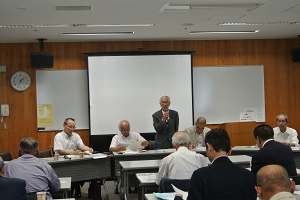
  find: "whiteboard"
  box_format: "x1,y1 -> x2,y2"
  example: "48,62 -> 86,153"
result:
36,70 -> 89,130
193,65 -> 265,124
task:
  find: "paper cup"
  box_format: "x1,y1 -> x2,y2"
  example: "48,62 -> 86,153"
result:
79,152 -> 84,158
54,154 -> 60,161
137,147 -> 143,153
36,191 -> 46,200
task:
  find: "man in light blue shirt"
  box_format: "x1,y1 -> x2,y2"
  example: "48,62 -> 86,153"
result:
5,138 -> 61,199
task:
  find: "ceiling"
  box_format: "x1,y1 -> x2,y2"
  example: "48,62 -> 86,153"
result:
0,0 -> 300,44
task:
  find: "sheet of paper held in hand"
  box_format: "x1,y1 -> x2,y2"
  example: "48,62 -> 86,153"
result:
172,184 -> 188,200
129,141 -> 142,151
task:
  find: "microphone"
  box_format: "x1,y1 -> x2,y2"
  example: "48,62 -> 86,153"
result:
165,109 -> 169,123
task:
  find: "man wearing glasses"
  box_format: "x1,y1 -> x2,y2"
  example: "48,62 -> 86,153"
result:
53,118 -> 93,198
273,114 -> 299,147
54,118 -> 93,155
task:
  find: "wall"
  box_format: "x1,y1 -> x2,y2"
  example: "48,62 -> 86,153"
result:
0,40 -> 300,158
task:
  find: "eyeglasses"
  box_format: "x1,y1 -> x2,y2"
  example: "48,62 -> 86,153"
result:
65,125 -> 76,129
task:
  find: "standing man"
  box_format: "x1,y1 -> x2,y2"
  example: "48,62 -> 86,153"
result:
54,117 -> 94,198
251,124 -> 297,177
109,120 -> 149,152
152,96 -> 179,149
177,128 -> 257,200
155,131 -> 207,184
255,165 -> 296,200
185,117 -> 210,149
5,138 -> 61,200
273,114 -> 299,147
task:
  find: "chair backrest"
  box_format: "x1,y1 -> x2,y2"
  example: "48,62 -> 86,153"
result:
149,141 -> 156,150
158,178 -> 190,193
0,151 -> 12,161
38,150 -> 52,158
290,175 -> 300,185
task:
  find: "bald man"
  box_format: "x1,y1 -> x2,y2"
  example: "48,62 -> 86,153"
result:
185,117 -> 211,149
109,120 -> 149,152
256,164 -> 296,200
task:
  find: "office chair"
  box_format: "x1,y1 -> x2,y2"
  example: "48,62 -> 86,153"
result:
158,178 -> 190,193
149,141 -> 156,150
38,150 -> 53,158
0,151 -> 12,161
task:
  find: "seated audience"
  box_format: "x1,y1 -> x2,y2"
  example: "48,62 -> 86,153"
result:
251,124 -> 297,177
53,117 -> 93,197
273,114 -> 299,147
109,120 -> 149,152
256,164 -> 296,200
176,128 -> 257,200
184,117 -> 210,149
0,156 -> 29,200
155,131 -> 208,184
5,138 -> 60,200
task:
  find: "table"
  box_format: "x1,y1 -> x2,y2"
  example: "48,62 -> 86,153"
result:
43,154 -> 111,199
59,177 -> 72,198
120,160 -> 161,200
136,173 -> 158,200
44,154 -> 111,182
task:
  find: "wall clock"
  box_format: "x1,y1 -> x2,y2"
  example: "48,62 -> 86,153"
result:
10,71 -> 31,91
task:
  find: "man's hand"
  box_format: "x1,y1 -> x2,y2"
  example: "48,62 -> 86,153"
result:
141,141 -> 149,147
162,112 -> 169,122
118,145 -> 126,151
88,148 -> 94,153
73,149 -> 82,155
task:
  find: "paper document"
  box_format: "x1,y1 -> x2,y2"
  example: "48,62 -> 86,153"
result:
84,150 -> 92,155
92,153 -> 107,159
129,141 -> 142,151
153,192 -> 175,199
171,184 -> 188,200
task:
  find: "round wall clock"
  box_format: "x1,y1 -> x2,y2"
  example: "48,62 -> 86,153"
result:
10,71 -> 31,91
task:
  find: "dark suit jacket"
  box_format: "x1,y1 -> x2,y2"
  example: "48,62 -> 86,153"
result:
185,156 -> 257,200
0,176 -> 29,200
152,109 -> 179,149
251,140 -> 297,177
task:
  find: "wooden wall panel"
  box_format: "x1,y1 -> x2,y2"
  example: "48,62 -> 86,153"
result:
1,39 -> 300,158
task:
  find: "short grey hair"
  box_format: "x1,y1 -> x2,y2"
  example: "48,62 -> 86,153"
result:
118,120 -> 130,130
160,96 -> 170,103
276,114 -> 288,123
172,131 -> 190,146
19,137 -> 39,154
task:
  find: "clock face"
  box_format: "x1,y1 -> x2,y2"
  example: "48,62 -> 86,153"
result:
10,71 -> 31,91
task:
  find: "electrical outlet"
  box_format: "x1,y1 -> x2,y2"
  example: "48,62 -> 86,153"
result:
3,123 -> 7,130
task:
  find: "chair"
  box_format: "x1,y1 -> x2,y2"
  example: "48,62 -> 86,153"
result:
290,175 -> 300,185
149,141 -> 156,150
158,178 -> 190,193
0,151 -> 12,161
38,150 -> 52,158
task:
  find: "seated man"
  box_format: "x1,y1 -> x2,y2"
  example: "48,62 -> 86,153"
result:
251,124 -> 297,177
176,128 -> 257,200
184,117 -> 210,149
0,156 -> 29,200
53,117 -> 94,198
273,114 -> 299,147
156,131 -> 208,184
4,138 -> 61,199
109,120 -> 149,152
256,164 -> 296,200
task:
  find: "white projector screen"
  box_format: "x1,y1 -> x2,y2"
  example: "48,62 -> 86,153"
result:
87,53 -> 194,135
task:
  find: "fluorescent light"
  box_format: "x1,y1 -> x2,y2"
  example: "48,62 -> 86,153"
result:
61,32 -> 134,36
189,30 -> 259,34
0,24 -> 154,28
219,22 -> 300,25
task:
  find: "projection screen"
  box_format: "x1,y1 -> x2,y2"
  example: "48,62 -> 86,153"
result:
87,52 -> 193,135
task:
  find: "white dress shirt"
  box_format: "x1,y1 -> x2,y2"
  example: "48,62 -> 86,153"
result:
273,127 -> 299,147
53,131 -> 84,153
155,146 -> 208,184
109,131 -> 146,150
